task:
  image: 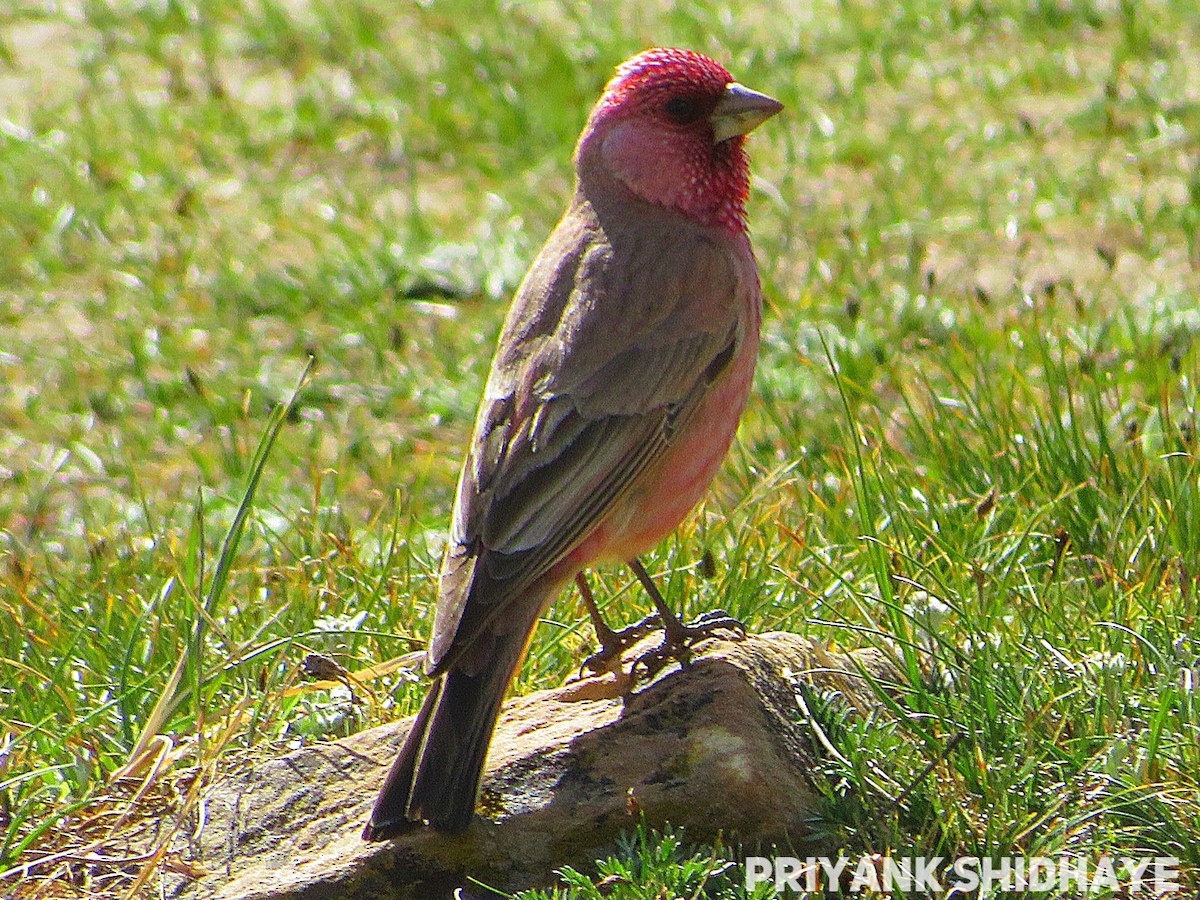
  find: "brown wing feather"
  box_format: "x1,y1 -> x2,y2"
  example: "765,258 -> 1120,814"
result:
427,193 -> 751,674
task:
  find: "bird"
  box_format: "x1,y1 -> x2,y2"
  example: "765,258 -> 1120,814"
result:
363,47 -> 781,840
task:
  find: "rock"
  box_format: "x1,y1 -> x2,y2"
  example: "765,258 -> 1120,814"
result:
176,632 -> 896,900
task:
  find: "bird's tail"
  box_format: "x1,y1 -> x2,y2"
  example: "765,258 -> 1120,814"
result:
362,625 -> 534,839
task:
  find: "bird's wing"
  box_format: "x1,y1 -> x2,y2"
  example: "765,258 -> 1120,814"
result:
426,199 -> 756,675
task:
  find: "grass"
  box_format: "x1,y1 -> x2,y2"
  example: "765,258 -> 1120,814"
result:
1,0 -> 1199,895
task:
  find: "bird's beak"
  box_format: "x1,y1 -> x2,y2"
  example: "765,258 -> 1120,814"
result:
710,82 -> 783,144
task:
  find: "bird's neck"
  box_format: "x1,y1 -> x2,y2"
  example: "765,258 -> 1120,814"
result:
576,128 -> 750,236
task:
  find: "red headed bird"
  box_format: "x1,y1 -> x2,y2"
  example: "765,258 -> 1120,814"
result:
364,47 -> 781,839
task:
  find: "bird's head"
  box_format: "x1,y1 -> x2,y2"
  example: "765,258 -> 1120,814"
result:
576,48 -> 782,234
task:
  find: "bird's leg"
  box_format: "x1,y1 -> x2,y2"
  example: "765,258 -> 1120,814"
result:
628,557 -> 747,679
577,572 -> 659,673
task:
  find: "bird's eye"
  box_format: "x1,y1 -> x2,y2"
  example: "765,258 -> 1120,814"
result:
664,95 -> 705,125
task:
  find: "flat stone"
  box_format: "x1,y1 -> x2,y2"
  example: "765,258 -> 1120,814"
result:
176,632 -> 896,899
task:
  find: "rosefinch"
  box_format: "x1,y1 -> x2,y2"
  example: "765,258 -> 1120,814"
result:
364,47 -> 780,839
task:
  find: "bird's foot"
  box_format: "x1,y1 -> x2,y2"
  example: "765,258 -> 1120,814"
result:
581,613 -> 661,674
632,608 -> 747,681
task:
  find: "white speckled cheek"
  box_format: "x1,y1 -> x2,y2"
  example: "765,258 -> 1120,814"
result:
599,121 -> 685,209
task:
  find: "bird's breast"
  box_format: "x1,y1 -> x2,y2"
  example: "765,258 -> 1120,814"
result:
590,303 -> 761,564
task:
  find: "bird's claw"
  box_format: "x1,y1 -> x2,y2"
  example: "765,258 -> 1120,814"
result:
683,608 -> 748,638
581,613 -> 661,674
632,608 -> 747,681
